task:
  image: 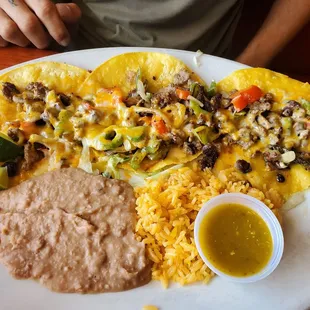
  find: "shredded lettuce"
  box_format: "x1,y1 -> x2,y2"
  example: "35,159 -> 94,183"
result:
207,80 -> 217,97
78,138 -> 93,174
102,155 -> 129,179
193,50 -> 203,67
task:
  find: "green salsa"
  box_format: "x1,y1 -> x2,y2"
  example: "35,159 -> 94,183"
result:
199,203 -> 273,277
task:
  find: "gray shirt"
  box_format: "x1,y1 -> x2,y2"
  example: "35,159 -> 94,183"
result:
69,0 -> 243,57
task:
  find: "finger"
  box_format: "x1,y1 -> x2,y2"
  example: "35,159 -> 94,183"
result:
25,0 -> 70,47
0,8 -> 29,47
0,36 -> 8,47
56,3 -> 81,25
1,0 -> 50,49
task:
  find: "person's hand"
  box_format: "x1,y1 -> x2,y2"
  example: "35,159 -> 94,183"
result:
0,0 -> 81,49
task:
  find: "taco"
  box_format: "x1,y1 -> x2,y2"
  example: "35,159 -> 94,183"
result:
78,52 -> 214,175
0,62 -> 90,186
215,68 -> 310,199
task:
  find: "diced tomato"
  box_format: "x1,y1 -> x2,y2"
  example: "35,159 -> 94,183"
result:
20,121 -> 39,137
231,94 -> 249,112
176,88 -> 190,100
231,85 -> 263,111
151,116 -> 168,135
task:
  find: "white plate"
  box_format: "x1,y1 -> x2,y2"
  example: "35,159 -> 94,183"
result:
0,47 -> 309,310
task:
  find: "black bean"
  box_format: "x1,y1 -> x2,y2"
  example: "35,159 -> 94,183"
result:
235,160 -> 252,174
35,119 -> 46,126
199,144 -> 219,170
2,161 -> 18,177
276,173 -> 285,183
59,93 -> 71,106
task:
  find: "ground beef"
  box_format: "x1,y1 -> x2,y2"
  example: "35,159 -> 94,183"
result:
259,93 -> 274,104
2,82 -> 20,101
7,128 -> 24,144
199,144 -> 219,170
25,82 -> 49,100
183,141 -> 197,155
250,100 -> 272,114
124,89 -> 141,107
21,143 -> 44,171
168,132 -> 185,146
59,93 -> 71,106
294,152 -> 310,170
173,69 -> 190,86
281,100 -> 300,117
210,94 -> 222,110
235,159 -> 252,173
151,86 -> 177,108
194,85 -> 218,113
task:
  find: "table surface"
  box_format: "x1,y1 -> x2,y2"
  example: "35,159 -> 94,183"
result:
0,46 -> 309,83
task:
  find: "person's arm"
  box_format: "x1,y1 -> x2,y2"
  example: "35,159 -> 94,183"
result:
236,0 -> 310,67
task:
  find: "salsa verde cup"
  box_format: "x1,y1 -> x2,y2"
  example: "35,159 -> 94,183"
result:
194,193 -> 284,283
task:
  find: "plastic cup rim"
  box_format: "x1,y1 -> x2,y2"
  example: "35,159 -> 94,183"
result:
194,193 -> 284,283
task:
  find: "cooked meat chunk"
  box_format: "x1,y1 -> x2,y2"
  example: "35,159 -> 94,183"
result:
59,93 -> 71,106
263,93 -> 274,102
169,132 -> 185,146
25,82 -> 49,100
173,69 -> 190,86
22,143 -> 44,171
2,82 -> 20,101
250,100 -> 272,114
210,93 -> 222,110
183,141 -> 197,155
151,86 -> 177,108
294,152 -> 310,170
236,128 -> 257,149
281,100 -> 300,117
7,128 -> 24,144
124,89 -> 142,107
199,144 -> 219,170
235,160 -> 252,173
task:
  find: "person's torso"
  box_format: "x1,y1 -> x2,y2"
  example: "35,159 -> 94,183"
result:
73,0 -> 243,56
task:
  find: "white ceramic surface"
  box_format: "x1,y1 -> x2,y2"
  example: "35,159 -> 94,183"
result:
0,47 -> 309,310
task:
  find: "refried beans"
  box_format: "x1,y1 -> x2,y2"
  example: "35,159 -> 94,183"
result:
0,168 -> 151,293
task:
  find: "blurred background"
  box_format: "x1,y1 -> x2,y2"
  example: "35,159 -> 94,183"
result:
231,0 -> 310,82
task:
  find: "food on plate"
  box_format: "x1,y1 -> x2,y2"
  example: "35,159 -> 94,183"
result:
0,168 -> 151,293
198,203 -> 273,277
217,68 -> 310,199
0,62 -> 89,185
0,53 -> 309,292
135,164 -> 281,287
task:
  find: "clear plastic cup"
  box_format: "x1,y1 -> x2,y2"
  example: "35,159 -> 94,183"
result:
194,193 -> 284,283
